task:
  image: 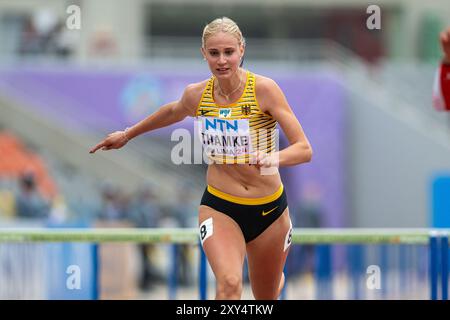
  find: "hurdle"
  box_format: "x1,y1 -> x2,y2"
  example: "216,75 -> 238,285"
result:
0,228 -> 448,300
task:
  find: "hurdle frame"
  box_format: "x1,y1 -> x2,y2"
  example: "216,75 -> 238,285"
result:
0,228 -> 448,300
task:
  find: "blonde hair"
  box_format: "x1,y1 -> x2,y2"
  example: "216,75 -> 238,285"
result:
202,17 -> 246,48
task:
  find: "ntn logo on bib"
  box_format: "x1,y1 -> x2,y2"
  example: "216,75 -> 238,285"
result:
200,117 -> 253,158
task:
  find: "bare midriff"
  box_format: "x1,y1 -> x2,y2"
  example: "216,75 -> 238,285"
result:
206,163 -> 282,198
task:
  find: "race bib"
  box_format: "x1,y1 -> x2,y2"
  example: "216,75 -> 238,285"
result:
199,116 -> 253,160
199,217 -> 213,245
284,219 -> 293,252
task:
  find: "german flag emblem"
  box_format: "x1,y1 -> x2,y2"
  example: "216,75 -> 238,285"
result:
241,104 -> 251,116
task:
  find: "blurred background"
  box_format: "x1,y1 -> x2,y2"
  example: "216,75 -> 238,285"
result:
0,0 -> 449,300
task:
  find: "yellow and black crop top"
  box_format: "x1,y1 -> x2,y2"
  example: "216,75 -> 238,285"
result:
195,70 -> 277,164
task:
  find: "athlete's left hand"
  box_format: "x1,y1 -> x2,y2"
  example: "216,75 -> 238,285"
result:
253,150 -> 279,168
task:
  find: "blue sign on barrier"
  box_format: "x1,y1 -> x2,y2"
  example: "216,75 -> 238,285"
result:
431,175 -> 450,228
46,242 -> 97,300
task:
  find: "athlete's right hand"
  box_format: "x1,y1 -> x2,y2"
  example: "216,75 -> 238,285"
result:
89,130 -> 129,154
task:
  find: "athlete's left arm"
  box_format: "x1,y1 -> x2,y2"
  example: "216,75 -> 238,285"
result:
256,77 -> 313,167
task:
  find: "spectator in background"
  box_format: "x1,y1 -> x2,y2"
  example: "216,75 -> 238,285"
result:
168,184 -> 198,286
129,183 -> 160,228
96,183 -> 127,221
14,171 -> 50,219
18,17 -> 41,55
51,21 -> 77,59
290,181 -> 322,275
129,183 -> 162,290
170,183 -> 198,229
295,181 -> 322,228
18,11 -> 76,59
433,26 -> 450,111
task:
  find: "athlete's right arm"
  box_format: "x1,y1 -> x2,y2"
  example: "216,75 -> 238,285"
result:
125,84 -> 200,140
89,83 -> 201,153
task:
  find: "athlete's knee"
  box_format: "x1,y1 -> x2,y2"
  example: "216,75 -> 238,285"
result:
217,274 -> 242,298
253,273 -> 284,300
253,286 -> 280,300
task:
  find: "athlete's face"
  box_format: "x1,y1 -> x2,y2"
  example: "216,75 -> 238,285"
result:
202,32 -> 244,79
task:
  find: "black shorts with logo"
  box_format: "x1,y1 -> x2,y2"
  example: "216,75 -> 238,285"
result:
200,184 -> 288,243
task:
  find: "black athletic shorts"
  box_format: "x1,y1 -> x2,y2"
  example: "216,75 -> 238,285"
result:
200,184 -> 288,243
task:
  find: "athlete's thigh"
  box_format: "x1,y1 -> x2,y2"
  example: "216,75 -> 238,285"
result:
199,205 -> 246,278
246,208 -> 292,298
